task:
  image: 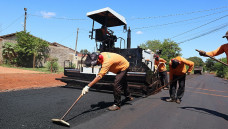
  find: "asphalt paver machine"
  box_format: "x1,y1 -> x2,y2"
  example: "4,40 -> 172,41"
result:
56,7 -> 161,96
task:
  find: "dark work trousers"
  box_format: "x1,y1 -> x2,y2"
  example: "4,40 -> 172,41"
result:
169,74 -> 186,100
113,69 -> 131,106
159,71 -> 168,88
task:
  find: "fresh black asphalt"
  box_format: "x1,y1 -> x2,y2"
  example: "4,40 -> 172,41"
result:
0,74 -> 228,129
0,86 -> 125,129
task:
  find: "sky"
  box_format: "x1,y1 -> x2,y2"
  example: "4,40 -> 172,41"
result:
1,0 -> 228,61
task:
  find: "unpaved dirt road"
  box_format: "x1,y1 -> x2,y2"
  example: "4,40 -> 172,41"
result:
0,66 -> 65,92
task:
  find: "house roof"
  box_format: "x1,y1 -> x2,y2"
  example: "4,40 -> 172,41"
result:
0,32 -> 18,38
0,31 -> 51,43
51,42 -> 75,52
0,31 -> 79,53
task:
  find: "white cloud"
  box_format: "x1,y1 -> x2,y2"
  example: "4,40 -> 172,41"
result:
136,31 -> 143,35
40,11 -> 56,18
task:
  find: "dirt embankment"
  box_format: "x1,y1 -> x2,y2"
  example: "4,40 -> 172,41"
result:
0,66 -> 66,92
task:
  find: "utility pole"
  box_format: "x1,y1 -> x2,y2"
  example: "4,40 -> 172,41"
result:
24,8 -> 27,32
0,24 -> 2,35
75,28 -> 79,55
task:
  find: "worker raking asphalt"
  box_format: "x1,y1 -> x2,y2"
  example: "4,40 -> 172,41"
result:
0,87 -> 139,129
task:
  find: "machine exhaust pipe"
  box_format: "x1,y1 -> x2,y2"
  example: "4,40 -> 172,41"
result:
127,27 -> 131,49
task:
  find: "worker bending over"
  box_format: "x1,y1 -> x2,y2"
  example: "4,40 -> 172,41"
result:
154,54 -> 169,90
166,56 -> 194,104
82,52 -> 133,111
199,31 -> 228,64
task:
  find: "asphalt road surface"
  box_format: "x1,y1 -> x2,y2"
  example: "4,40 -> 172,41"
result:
0,74 -> 228,129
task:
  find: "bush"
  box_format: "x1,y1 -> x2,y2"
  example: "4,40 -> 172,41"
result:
225,72 -> 228,79
46,58 -> 59,73
2,42 -> 17,65
214,58 -> 228,78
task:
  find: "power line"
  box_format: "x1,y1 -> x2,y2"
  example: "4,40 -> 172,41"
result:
0,15 -> 24,33
177,22 -> 228,44
170,15 -> 228,39
129,6 -> 228,20
27,6 -> 228,22
131,10 -> 228,30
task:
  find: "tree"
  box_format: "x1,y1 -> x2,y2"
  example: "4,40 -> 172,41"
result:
187,56 -> 204,66
32,38 -> 50,68
139,40 -> 161,52
160,39 -> 182,62
80,49 -> 90,54
214,58 -> 228,78
15,31 -> 49,68
205,58 -> 216,72
140,39 -> 182,62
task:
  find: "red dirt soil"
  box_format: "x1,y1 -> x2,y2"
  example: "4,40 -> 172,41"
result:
0,66 -> 66,92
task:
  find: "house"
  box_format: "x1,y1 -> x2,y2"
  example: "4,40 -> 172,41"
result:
0,32 -> 84,67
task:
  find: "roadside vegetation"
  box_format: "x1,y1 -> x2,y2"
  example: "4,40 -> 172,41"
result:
0,63 -> 64,73
205,58 -> 228,79
1,31 -> 63,73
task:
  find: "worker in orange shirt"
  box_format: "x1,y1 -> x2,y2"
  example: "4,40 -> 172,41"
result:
154,54 -> 169,90
82,52 -> 133,111
166,56 -> 194,104
199,31 -> 228,64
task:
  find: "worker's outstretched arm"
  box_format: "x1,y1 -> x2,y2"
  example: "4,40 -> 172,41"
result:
206,45 -> 225,57
81,76 -> 102,95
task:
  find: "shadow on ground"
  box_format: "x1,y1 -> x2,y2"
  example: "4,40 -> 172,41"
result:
180,106 -> 228,121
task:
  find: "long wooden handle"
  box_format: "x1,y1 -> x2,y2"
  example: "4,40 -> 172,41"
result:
195,49 -> 228,66
152,74 -> 187,94
61,94 -> 83,120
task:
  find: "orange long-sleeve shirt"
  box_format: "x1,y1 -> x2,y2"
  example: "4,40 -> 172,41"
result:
169,56 -> 194,81
155,58 -> 167,72
206,43 -> 228,63
98,52 -> 129,78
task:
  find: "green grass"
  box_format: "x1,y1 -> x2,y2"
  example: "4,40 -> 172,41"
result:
0,64 -> 64,74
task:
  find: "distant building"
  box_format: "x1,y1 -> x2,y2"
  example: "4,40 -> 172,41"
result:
0,32 -> 84,67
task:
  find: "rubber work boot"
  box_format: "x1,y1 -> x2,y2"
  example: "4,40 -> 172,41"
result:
166,98 -> 175,102
163,87 -> 169,90
176,99 -> 181,104
142,94 -> 148,98
108,104 -> 120,111
125,96 -> 134,101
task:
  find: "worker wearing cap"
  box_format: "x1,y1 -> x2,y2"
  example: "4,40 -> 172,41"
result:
166,56 -> 194,104
199,31 -> 228,64
82,52 -> 133,111
154,54 -> 169,90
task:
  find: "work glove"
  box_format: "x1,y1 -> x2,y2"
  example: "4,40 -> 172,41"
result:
81,85 -> 90,95
186,72 -> 191,75
155,65 -> 158,70
199,50 -> 206,56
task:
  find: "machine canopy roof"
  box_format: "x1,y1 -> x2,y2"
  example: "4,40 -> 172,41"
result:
86,7 -> 127,27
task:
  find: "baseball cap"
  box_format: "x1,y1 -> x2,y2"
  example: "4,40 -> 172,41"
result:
85,52 -> 99,67
222,31 -> 228,38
